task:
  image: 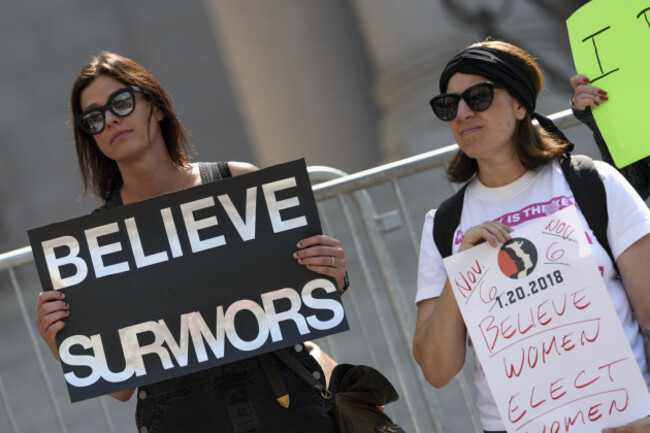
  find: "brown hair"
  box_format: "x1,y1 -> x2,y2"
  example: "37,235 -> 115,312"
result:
446,40 -> 568,183
70,51 -> 193,201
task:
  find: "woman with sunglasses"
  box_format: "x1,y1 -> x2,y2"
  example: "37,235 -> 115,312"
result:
412,40 -> 650,433
34,51 -> 347,433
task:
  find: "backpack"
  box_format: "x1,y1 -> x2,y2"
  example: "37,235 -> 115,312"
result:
432,154 -> 619,275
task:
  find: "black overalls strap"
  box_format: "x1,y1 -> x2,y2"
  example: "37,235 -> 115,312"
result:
198,161 -> 231,183
200,160 -> 291,408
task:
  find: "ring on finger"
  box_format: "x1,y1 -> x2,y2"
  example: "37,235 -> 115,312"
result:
330,256 -> 335,267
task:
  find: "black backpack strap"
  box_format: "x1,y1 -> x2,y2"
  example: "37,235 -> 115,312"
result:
198,161 -> 232,183
433,183 -> 469,258
560,154 -> 619,275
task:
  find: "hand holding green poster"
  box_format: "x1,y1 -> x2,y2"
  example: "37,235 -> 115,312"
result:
567,0 -> 650,168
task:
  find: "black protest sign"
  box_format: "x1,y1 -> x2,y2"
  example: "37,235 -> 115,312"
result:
28,159 -> 349,402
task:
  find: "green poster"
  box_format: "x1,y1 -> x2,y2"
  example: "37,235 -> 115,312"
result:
567,0 -> 650,168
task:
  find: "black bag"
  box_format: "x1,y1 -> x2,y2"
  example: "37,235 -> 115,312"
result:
328,364 -> 406,433
273,350 -> 407,433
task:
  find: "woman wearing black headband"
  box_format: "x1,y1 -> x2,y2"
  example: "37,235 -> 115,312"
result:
413,40 -> 650,433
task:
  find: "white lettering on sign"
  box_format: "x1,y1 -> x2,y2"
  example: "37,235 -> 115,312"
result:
85,223 -> 130,279
262,177 -> 308,233
42,236 -> 88,290
42,177 -> 308,290
59,279 -> 343,388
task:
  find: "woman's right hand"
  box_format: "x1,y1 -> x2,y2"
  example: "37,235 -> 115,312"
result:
458,221 -> 513,252
569,74 -> 608,111
34,291 -> 69,361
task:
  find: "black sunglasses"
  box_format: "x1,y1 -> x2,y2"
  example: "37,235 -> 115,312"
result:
76,86 -> 144,135
429,82 -> 502,121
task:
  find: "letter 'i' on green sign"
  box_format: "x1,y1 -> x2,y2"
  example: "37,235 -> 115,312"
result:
567,0 -> 650,168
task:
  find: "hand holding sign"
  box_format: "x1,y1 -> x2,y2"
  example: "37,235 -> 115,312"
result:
569,74 -> 608,111
567,0 -> 650,168
457,220 -> 514,251
294,234 -> 347,290
35,290 -> 69,361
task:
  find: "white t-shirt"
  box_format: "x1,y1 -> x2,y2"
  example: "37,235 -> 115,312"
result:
416,160 -> 650,432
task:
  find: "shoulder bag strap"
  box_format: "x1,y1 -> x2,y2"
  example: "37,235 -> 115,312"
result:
259,349 -> 329,409
273,349 -> 326,392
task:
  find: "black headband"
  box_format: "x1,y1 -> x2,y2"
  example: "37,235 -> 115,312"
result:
439,47 -> 537,114
439,46 -> 570,146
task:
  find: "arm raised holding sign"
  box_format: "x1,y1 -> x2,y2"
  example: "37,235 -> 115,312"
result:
570,74 -> 650,200
413,221 -> 512,387
33,51 -> 347,432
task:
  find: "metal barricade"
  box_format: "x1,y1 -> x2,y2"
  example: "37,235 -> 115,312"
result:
0,110 -> 582,433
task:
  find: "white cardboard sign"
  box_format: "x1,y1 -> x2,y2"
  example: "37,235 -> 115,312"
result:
443,206 -> 650,432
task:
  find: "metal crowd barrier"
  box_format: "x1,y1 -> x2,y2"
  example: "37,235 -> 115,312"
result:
0,110 -> 581,433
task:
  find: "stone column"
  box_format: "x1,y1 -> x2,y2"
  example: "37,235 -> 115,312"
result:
203,0 -> 380,173
349,0 -> 578,160
348,0 -> 467,160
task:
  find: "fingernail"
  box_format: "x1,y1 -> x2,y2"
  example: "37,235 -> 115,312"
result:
59,292 -> 65,298
594,101 -> 600,106
293,251 -> 299,258
582,77 -> 590,83
298,242 -> 303,247
65,302 -> 69,307
598,90 -> 607,95
599,96 -> 608,101
299,258 -> 303,263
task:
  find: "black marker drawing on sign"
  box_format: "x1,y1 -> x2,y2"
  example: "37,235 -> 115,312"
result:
582,26 -> 620,84
637,8 -> 650,29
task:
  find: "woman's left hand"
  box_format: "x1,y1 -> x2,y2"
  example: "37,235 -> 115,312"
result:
570,74 -> 608,110
602,416 -> 650,432
294,235 -> 347,292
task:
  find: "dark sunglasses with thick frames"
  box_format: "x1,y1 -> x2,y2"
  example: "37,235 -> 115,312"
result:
429,82 -> 503,121
76,85 -> 144,135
